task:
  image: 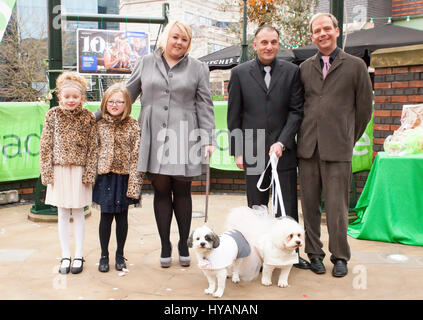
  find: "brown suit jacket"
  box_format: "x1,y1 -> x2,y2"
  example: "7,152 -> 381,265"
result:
297,49 -> 373,161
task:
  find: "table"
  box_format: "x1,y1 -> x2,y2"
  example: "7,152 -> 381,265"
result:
348,152 -> 423,246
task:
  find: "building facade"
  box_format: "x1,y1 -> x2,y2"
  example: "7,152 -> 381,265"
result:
119,0 -> 240,95
119,0 -> 239,58
316,0 -> 423,31
316,0 -> 392,32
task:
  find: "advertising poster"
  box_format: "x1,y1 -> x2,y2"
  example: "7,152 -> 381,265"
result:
77,28 -> 149,75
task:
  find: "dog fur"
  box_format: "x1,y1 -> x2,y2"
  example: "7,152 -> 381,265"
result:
188,224 -> 253,298
225,206 -> 305,288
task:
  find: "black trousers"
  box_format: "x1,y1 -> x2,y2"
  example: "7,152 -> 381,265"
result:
245,167 -> 298,220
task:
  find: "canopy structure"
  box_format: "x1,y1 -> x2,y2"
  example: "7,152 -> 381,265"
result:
199,45 -> 295,70
293,24 -> 423,65
200,24 -> 423,69
199,45 -> 241,70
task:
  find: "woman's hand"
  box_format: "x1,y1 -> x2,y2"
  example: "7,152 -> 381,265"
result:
204,145 -> 216,159
234,155 -> 244,170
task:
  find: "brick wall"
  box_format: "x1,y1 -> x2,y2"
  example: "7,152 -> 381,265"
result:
373,65 -> 423,156
0,171 -> 247,204
0,178 -> 38,202
224,80 -> 229,101
142,170 -> 246,195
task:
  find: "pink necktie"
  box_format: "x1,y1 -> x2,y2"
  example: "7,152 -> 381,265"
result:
322,56 -> 331,79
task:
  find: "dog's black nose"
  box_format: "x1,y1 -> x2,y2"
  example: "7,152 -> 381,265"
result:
296,240 -> 301,245
200,242 -> 206,247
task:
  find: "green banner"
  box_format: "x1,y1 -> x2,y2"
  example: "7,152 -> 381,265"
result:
0,103 -> 48,182
352,114 -> 374,173
0,102 -> 373,182
0,0 -> 16,42
209,102 -> 240,171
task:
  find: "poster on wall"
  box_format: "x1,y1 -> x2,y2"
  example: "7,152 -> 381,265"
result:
77,28 -> 149,75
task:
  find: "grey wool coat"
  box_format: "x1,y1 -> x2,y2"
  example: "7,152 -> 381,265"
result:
126,49 -> 215,177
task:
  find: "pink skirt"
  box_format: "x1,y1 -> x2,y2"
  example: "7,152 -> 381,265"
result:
45,165 -> 92,209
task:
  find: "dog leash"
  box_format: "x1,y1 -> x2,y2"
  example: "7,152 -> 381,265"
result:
256,153 -> 286,217
204,152 -> 211,223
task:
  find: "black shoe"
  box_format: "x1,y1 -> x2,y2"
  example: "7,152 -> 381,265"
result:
59,257 -> 71,274
98,256 -> 109,273
310,257 -> 326,274
331,258 -> 348,277
294,256 -> 311,269
71,258 -> 85,274
115,255 -> 127,271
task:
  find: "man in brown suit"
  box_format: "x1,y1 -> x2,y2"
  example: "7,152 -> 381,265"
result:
298,13 -> 373,277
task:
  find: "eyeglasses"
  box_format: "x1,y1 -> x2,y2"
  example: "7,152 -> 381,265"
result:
107,100 -> 125,106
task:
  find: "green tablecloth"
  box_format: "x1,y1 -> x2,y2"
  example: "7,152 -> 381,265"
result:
348,152 -> 423,246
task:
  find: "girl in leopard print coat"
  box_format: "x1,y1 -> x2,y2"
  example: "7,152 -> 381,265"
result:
40,72 -> 97,275
92,83 -> 143,273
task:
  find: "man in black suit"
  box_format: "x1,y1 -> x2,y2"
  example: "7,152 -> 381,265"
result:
227,25 -> 308,269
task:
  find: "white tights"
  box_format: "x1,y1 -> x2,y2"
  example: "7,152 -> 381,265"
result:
58,207 -> 85,268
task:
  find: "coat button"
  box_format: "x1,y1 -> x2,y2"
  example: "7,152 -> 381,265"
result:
169,73 -> 173,78
162,123 -> 166,128
164,106 -> 168,110
165,89 -> 169,94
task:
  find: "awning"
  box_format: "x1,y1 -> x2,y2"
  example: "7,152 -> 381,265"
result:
293,24 -> 423,64
199,45 -> 295,70
200,24 -> 423,69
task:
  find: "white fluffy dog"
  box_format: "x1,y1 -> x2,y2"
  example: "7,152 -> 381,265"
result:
225,206 -> 305,288
188,224 -> 258,298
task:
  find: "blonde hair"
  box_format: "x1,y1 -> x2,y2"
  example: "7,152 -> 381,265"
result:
56,71 -> 88,96
157,21 -> 192,56
309,13 -> 339,33
101,82 -> 132,121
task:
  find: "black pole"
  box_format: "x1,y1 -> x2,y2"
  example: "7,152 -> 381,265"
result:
47,0 -> 63,109
240,0 -> 248,63
330,0 -> 344,48
62,3 -> 169,26
31,0 -> 63,216
62,12 -> 167,25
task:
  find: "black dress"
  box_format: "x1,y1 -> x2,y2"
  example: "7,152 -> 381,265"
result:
92,173 -> 139,213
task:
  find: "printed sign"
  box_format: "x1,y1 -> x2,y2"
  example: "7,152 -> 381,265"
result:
77,28 -> 149,75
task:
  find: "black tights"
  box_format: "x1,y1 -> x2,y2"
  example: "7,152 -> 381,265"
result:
99,210 -> 128,258
151,175 -> 192,258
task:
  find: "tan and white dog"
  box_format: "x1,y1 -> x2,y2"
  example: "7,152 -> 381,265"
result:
225,206 -> 305,288
188,224 -> 259,298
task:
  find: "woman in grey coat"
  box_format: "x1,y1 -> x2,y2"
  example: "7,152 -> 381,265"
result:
126,21 -> 215,268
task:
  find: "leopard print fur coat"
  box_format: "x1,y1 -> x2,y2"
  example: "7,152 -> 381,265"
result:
96,113 -> 143,199
40,105 -> 97,186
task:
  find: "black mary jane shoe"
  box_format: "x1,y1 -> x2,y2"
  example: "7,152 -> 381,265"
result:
115,255 -> 127,271
98,256 -> 110,273
71,258 -> 85,274
59,257 -> 71,274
